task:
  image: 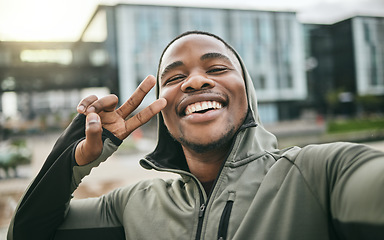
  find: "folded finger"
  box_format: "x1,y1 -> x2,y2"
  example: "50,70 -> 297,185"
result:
116,75 -> 156,119
85,94 -> 119,114
77,95 -> 98,114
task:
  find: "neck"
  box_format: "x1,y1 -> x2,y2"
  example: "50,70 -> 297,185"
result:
182,143 -> 230,183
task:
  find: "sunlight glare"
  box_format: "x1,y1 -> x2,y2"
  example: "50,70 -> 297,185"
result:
0,0 -> 97,41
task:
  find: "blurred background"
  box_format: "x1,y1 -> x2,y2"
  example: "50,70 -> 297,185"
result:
0,0 -> 383,237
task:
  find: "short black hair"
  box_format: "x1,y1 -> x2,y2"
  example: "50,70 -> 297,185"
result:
156,30 -> 243,96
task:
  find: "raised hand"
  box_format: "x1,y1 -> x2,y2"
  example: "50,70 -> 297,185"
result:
74,75 -> 167,165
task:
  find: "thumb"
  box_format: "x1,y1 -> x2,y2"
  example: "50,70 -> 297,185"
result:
75,113 -> 103,165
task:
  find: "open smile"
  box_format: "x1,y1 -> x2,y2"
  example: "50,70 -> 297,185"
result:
177,93 -> 228,117
185,101 -> 223,116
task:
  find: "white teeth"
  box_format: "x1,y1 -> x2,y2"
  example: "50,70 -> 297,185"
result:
202,102 -> 208,110
184,101 -> 223,115
207,102 -> 213,109
196,104 -> 202,112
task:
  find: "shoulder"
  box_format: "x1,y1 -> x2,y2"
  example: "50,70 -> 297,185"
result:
275,141 -> 383,190
287,142 -> 383,179
108,177 -> 184,199
291,141 -> 384,197
270,142 -> 383,177
293,141 -> 379,166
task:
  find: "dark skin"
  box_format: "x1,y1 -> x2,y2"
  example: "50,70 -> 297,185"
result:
159,35 -> 248,181
75,76 -> 167,165
75,34 -> 248,184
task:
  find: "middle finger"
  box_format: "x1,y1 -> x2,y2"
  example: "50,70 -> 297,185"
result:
116,75 -> 156,119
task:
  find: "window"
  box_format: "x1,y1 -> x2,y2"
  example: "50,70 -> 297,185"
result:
20,49 -> 72,65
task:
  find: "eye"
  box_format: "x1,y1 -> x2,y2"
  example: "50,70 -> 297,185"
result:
164,74 -> 185,86
207,66 -> 229,74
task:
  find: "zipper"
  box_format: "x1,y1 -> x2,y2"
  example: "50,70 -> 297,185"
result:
195,182 -> 207,240
199,203 -> 206,217
217,191 -> 236,240
140,159 -> 209,240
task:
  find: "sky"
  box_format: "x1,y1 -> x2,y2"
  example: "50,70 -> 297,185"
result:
0,0 -> 383,42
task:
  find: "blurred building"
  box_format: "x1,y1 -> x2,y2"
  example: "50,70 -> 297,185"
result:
0,41 -> 117,132
305,16 -> 384,117
81,4 -> 306,123
1,3 -> 383,132
0,42 -> 117,92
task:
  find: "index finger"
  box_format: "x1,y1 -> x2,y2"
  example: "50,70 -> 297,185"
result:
116,75 -> 156,119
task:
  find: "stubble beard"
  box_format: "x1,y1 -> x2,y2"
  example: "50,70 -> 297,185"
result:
170,125 -> 237,154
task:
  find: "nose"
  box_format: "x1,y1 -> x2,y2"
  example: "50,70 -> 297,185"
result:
181,75 -> 215,93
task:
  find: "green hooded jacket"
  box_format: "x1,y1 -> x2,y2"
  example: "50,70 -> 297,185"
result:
8,33 -> 384,240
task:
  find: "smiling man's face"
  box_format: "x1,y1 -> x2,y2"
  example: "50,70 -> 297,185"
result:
159,34 -> 248,153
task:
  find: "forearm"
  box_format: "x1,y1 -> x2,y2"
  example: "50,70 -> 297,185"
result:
330,144 -> 384,239
54,195 -> 125,240
7,114 -> 122,240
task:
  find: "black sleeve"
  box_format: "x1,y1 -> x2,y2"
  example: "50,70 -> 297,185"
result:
7,114 -> 122,240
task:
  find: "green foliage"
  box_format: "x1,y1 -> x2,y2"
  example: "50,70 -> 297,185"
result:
326,89 -> 342,108
10,139 -> 27,148
327,118 -> 384,133
356,95 -> 383,113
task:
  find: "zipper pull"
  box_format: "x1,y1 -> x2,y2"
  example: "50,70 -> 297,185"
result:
199,203 -> 206,217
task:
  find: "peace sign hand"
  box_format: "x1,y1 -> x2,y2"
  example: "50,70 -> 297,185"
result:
74,75 -> 167,165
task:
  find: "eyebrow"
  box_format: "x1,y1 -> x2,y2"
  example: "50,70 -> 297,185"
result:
160,52 -> 232,80
200,52 -> 231,63
161,61 -> 183,80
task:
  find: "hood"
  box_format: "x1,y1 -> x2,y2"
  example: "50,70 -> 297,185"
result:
141,35 -> 278,172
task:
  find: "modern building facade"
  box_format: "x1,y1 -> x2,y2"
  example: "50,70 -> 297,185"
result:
82,4 -> 307,123
306,16 -> 384,116
2,3 -> 382,130
353,16 -> 384,96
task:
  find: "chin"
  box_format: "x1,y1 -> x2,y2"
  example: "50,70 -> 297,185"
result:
177,127 -> 236,153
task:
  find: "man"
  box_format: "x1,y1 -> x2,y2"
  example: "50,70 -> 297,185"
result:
8,31 -> 384,240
